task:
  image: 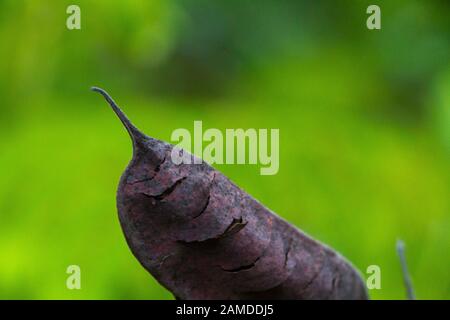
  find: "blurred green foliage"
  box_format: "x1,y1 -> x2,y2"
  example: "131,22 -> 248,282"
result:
0,0 -> 449,299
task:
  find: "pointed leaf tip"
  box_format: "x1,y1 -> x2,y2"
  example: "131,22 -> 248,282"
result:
91,86 -> 148,151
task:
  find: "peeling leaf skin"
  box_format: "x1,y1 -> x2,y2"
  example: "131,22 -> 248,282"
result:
92,87 -> 369,300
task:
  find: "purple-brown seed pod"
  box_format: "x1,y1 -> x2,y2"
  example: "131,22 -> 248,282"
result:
92,87 -> 368,300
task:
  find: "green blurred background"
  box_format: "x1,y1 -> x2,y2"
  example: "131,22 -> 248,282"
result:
0,0 -> 449,299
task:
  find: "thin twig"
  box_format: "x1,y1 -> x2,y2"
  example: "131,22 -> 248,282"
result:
396,239 -> 415,300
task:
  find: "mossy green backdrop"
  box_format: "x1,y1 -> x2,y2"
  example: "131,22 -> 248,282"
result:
0,0 -> 449,299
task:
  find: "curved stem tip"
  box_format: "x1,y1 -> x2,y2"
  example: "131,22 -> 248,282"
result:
91,86 -> 148,152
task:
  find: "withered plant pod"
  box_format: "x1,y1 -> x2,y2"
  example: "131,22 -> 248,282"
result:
92,87 -> 368,300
